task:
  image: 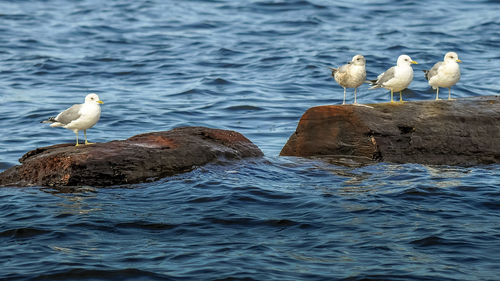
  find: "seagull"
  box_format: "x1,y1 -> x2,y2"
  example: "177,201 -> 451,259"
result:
423,52 -> 462,100
330,54 -> 366,104
42,93 -> 103,146
368,55 -> 418,103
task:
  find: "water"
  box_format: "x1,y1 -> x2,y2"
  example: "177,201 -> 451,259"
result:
1,0 -> 499,280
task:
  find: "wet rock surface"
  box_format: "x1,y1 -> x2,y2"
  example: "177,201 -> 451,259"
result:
280,96 -> 500,165
0,127 -> 263,187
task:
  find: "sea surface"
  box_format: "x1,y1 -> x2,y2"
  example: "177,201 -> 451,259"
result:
1,0 -> 499,280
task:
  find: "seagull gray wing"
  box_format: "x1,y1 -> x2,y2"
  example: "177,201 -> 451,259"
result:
376,66 -> 396,85
424,61 -> 442,80
337,63 -> 350,73
55,104 -> 82,125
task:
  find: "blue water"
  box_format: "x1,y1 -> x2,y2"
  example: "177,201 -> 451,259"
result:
1,0 -> 499,280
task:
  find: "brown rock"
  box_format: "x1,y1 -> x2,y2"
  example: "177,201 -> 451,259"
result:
280,96 -> 500,165
0,127 -> 263,187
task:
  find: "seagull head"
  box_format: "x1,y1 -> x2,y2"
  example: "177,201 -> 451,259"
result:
85,93 -> 104,105
397,55 -> 418,66
351,54 -> 366,66
444,52 -> 461,63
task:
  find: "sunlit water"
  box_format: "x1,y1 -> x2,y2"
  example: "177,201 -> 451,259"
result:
1,0 -> 499,280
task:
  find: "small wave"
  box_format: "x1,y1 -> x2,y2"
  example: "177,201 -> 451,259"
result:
385,44 -> 408,51
0,227 -> 51,239
181,21 -> 220,30
224,105 -> 264,111
215,47 -> 244,56
33,268 -> 174,281
115,221 -> 177,231
203,216 -> 312,229
202,77 -> 233,85
340,274 -> 447,281
187,195 -> 226,203
265,18 -> 321,27
480,201 -> 500,210
245,188 -> 295,200
251,0 -> 327,12
69,8 -> 94,16
90,57 -> 122,63
259,55 -> 293,63
410,235 -> 471,248
0,14 -> 31,20
468,20 -> 500,31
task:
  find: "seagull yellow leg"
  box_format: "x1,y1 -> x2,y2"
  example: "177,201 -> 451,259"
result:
448,88 -> 455,100
435,88 -> 440,100
84,130 -> 94,145
74,131 -> 79,146
354,88 -> 358,104
390,89 -> 395,103
342,87 -> 346,105
399,91 -> 405,103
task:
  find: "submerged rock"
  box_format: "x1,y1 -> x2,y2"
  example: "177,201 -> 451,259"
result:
0,127 -> 263,187
280,96 -> 500,165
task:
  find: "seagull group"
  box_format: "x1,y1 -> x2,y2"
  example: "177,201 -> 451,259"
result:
39,52 -> 462,146
330,52 -> 462,104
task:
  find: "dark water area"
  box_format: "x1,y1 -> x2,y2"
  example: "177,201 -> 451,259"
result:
1,0 -> 499,280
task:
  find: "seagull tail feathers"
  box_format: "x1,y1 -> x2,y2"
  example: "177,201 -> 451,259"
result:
366,79 -> 377,84
41,117 -> 57,124
422,70 -> 430,80
329,67 -> 338,76
366,79 -> 380,89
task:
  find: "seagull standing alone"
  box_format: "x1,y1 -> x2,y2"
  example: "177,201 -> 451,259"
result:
369,55 -> 418,103
423,52 -> 462,100
330,54 -> 366,104
42,93 -> 103,146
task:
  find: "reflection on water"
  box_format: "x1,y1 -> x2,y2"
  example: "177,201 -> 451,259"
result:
424,166 -> 468,188
57,197 -> 102,216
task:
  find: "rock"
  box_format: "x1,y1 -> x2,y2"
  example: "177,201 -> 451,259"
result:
0,127 -> 263,187
280,96 -> 500,165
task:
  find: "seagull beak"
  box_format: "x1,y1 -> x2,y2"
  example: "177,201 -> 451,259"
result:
456,59 -> 462,63
411,60 -> 418,64
97,100 -> 104,104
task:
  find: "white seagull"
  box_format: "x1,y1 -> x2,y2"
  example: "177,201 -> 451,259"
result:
369,55 -> 418,103
423,52 -> 462,100
330,54 -> 366,104
42,93 -> 103,146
